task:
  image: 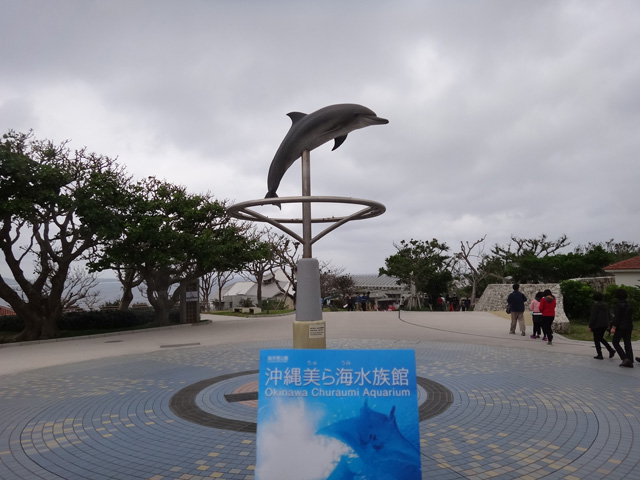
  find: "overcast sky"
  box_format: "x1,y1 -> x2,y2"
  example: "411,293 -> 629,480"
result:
2,1 -> 639,277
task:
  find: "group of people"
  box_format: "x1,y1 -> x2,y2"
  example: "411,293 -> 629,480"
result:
436,296 -> 472,312
589,288 -> 635,368
507,283 -> 636,368
507,284 -> 556,345
345,293 -> 370,312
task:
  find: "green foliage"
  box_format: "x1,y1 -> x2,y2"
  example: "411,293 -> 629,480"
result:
261,299 -> 286,311
379,238 -> 453,302
239,297 -> 254,307
560,280 -> 594,322
91,176 -> 270,325
0,130 -> 131,340
0,310 -> 156,333
0,315 -> 22,332
604,284 -> 640,322
574,239 -> 640,264
59,310 -> 154,330
508,246 -> 613,283
561,281 -> 640,325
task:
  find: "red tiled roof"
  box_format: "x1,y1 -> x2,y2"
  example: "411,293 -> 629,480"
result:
0,305 -> 16,316
604,255 -> 640,271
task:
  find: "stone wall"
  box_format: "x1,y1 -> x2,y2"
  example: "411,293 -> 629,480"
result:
475,283 -> 570,333
571,276 -> 616,292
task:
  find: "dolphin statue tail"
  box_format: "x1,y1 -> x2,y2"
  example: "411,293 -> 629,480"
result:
264,190 -> 282,210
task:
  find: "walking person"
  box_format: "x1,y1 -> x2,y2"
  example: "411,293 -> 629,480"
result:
507,284 -> 527,336
529,291 -> 543,339
539,289 -> 556,345
610,288 -> 634,368
589,292 -> 615,360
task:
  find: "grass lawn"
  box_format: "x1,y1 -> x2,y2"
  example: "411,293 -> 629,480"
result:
563,321 -> 640,342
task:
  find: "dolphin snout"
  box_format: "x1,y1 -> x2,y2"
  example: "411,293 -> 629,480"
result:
366,115 -> 389,125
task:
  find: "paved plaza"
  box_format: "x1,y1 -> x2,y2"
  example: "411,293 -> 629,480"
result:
0,311 -> 638,480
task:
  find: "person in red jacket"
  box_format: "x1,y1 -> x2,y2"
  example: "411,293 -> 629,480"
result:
538,289 -> 556,345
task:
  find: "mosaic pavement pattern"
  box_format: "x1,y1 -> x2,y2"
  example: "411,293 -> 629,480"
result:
1,338 -> 639,480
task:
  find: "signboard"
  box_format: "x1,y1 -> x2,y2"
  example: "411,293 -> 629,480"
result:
308,324 -> 325,338
256,349 -> 421,480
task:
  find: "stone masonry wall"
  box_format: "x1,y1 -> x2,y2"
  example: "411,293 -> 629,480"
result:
571,276 -> 616,292
475,283 -> 570,333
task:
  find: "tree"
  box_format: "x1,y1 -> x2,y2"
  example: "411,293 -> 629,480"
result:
214,270 -> 235,309
92,177 -> 269,325
200,269 -> 235,310
0,131 -> 130,340
240,228 -> 285,305
493,234 -> 570,259
486,234 -> 569,283
332,274 -> 356,303
61,266 -> 101,311
574,239 -> 640,264
379,238 -> 453,305
506,246 -> 612,283
319,261 -> 345,299
453,235 -> 492,305
114,265 -> 144,310
269,236 -> 301,306
560,280 -> 594,321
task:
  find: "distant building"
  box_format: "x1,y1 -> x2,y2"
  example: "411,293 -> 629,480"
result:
603,255 -> 640,287
0,305 -> 16,316
219,269 -> 294,310
218,272 -> 408,311
350,274 -> 408,310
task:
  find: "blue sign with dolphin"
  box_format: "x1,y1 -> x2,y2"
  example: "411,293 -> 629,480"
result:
256,349 -> 421,480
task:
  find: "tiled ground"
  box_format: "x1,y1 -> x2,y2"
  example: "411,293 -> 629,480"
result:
1,338 -> 638,479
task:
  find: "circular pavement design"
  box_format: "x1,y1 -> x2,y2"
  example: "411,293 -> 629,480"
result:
169,372 -> 454,434
0,338 -> 639,480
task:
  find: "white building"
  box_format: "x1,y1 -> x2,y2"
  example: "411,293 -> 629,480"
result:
603,255 -> 640,287
219,270 -> 294,310
348,274 -> 409,310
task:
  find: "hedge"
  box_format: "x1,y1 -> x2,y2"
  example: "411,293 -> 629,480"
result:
0,309 -> 180,333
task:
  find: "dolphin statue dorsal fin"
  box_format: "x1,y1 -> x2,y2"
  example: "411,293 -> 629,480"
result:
332,135 -> 348,151
265,103 -> 388,202
287,112 -> 307,124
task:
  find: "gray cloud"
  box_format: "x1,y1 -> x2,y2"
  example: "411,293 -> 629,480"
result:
1,0 -> 639,276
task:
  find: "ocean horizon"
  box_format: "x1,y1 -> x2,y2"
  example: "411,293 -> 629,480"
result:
1,277 -> 148,310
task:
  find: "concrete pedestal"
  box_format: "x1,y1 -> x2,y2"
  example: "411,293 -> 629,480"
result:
293,258 -> 326,349
293,319 -> 326,349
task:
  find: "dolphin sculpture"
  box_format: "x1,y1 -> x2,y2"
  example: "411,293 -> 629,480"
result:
265,103 -> 389,204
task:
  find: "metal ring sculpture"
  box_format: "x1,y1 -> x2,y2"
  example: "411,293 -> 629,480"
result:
227,196 -> 385,252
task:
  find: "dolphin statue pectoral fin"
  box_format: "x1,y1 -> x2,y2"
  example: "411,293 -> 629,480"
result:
332,135 -> 348,151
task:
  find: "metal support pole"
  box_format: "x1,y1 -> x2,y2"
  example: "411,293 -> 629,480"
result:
301,150 -> 312,258
293,150 -> 325,348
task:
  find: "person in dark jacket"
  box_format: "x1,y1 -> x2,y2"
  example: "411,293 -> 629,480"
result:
588,292 -> 615,360
538,289 -> 556,345
610,288 -> 634,368
507,284 -> 527,336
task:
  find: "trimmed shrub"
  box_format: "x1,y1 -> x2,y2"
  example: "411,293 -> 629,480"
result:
0,315 -> 23,332
604,284 -> 640,322
560,280 -> 594,323
59,310 -> 154,330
